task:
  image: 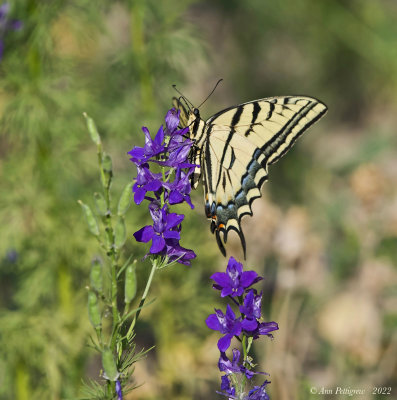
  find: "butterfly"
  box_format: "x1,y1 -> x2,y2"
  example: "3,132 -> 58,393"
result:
173,95 -> 327,257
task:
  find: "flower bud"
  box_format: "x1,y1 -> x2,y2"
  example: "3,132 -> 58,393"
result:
78,200 -> 100,237
94,192 -> 108,216
124,264 -> 137,304
115,217 -> 126,249
102,347 -> 119,381
87,290 -> 101,328
83,113 -> 101,146
90,258 -> 103,292
117,182 -> 133,216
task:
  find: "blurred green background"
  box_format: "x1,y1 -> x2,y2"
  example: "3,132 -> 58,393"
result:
1,1 -> 396,399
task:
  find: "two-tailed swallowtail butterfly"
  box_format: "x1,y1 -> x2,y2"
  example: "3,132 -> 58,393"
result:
173,95 -> 327,258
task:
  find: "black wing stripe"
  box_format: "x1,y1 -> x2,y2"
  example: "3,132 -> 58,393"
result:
214,106 -> 244,189
244,101 -> 261,137
269,104 -> 327,165
204,128 -> 213,192
261,100 -> 318,160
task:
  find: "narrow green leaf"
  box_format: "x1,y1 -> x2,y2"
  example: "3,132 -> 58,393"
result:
124,264 -> 137,304
93,192 -> 108,216
115,217 -> 126,249
88,291 -> 101,328
78,200 -> 100,237
83,113 -> 101,145
117,182 -> 133,216
90,258 -> 103,292
102,347 -> 119,381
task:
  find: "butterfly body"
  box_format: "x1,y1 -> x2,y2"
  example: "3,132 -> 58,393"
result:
174,96 -> 327,257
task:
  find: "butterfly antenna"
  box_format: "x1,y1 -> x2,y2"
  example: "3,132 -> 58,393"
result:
197,78 -> 223,109
172,84 -> 194,111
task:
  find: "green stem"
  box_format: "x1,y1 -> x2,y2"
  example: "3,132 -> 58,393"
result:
97,146 -> 119,348
110,246 -> 118,347
242,335 -> 247,362
126,257 -> 157,339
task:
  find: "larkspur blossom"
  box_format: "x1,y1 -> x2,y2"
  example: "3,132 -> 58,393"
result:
211,256 -> 262,297
207,257 -> 279,399
219,349 -> 256,380
220,375 -> 235,398
0,3 -> 22,60
246,380 -> 271,400
206,304 -> 242,352
129,108 -> 196,265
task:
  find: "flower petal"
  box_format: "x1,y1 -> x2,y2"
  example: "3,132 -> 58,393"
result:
133,226 -> 154,243
242,317 -> 258,332
205,314 -> 222,331
133,187 -> 146,204
240,270 -> 259,288
218,334 -> 232,352
164,230 -> 180,240
150,235 -> 165,253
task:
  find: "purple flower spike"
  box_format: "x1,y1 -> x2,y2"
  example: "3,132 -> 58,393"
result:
115,380 -> 123,400
206,304 -> 242,352
211,256 -> 262,297
129,108 -> 196,264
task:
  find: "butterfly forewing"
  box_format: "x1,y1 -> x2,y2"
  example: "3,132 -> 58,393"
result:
173,95 -> 327,257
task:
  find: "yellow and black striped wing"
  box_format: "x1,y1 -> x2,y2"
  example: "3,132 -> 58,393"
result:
201,96 -> 327,257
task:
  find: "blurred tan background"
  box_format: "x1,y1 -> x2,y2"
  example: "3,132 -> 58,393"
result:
0,1 -> 396,399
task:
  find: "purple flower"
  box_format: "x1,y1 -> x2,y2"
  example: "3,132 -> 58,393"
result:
164,167 -> 195,209
211,257 -> 262,297
165,108 -> 180,134
251,321 -> 279,341
246,380 -> 271,400
240,290 -> 262,332
128,126 -> 165,165
218,349 -> 241,375
132,164 -> 163,204
115,380 -> 123,400
163,238 -> 196,266
206,304 -> 242,352
218,349 -> 255,380
220,375 -> 235,398
166,134 -> 195,167
133,202 -> 184,254
0,3 -> 23,61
